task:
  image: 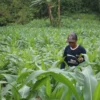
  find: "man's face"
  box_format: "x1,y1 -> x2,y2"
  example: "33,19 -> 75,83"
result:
68,41 -> 77,48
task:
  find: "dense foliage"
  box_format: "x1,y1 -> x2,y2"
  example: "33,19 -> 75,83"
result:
0,14 -> 100,100
0,0 -> 100,25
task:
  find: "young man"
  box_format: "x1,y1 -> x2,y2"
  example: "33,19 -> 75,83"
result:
61,32 -> 86,69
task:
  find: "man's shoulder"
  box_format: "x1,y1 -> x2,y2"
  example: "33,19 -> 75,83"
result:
78,45 -> 85,49
78,45 -> 86,53
65,45 -> 70,50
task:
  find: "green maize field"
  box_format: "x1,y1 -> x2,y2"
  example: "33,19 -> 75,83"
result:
0,14 -> 100,100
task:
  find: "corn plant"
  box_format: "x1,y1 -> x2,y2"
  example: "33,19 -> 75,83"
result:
0,14 -> 100,100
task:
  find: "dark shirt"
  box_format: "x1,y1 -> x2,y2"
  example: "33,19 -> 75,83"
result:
61,45 -> 86,69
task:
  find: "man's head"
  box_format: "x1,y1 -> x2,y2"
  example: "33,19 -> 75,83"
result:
67,32 -> 78,48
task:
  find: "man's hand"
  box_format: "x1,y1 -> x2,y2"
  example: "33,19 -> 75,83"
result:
78,57 -> 84,62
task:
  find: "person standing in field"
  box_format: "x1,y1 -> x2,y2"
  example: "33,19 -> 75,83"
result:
61,32 -> 86,69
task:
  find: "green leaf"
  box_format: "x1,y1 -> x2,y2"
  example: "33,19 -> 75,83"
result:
41,61 -> 46,70
25,70 -> 46,84
28,77 -> 48,98
0,81 -> 7,84
82,66 -> 97,100
96,72 -> 100,81
55,86 -> 64,99
11,84 -> 21,100
46,77 -> 51,97
0,83 -> 1,100
29,97 -> 36,100
65,89 -> 72,100
51,72 -> 81,100
26,69 -> 81,100
17,72 -> 30,83
93,82 -> 100,100
2,84 -> 12,97
19,85 -> 30,99
52,83 -> 65,99
2,74 -> 17,83
32,77 -> 48,90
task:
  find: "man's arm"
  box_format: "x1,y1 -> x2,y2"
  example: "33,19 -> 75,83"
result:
78,47 -> 86,63
60,48 -> 67,69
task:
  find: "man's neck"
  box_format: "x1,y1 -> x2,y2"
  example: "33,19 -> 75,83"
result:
72,44 -> 77,48
70,44 -> 79,50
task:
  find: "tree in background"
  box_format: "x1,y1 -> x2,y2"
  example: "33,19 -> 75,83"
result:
32,0 -> 61,27
0,0 -> 100,26
58,0 -> 61,27
0,0 -> 34,25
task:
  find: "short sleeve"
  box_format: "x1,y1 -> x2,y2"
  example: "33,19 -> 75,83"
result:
80,46 -> 86,54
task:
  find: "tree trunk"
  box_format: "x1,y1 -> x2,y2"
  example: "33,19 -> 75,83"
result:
48,4 -> 53,25
58,0 -> 61,27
